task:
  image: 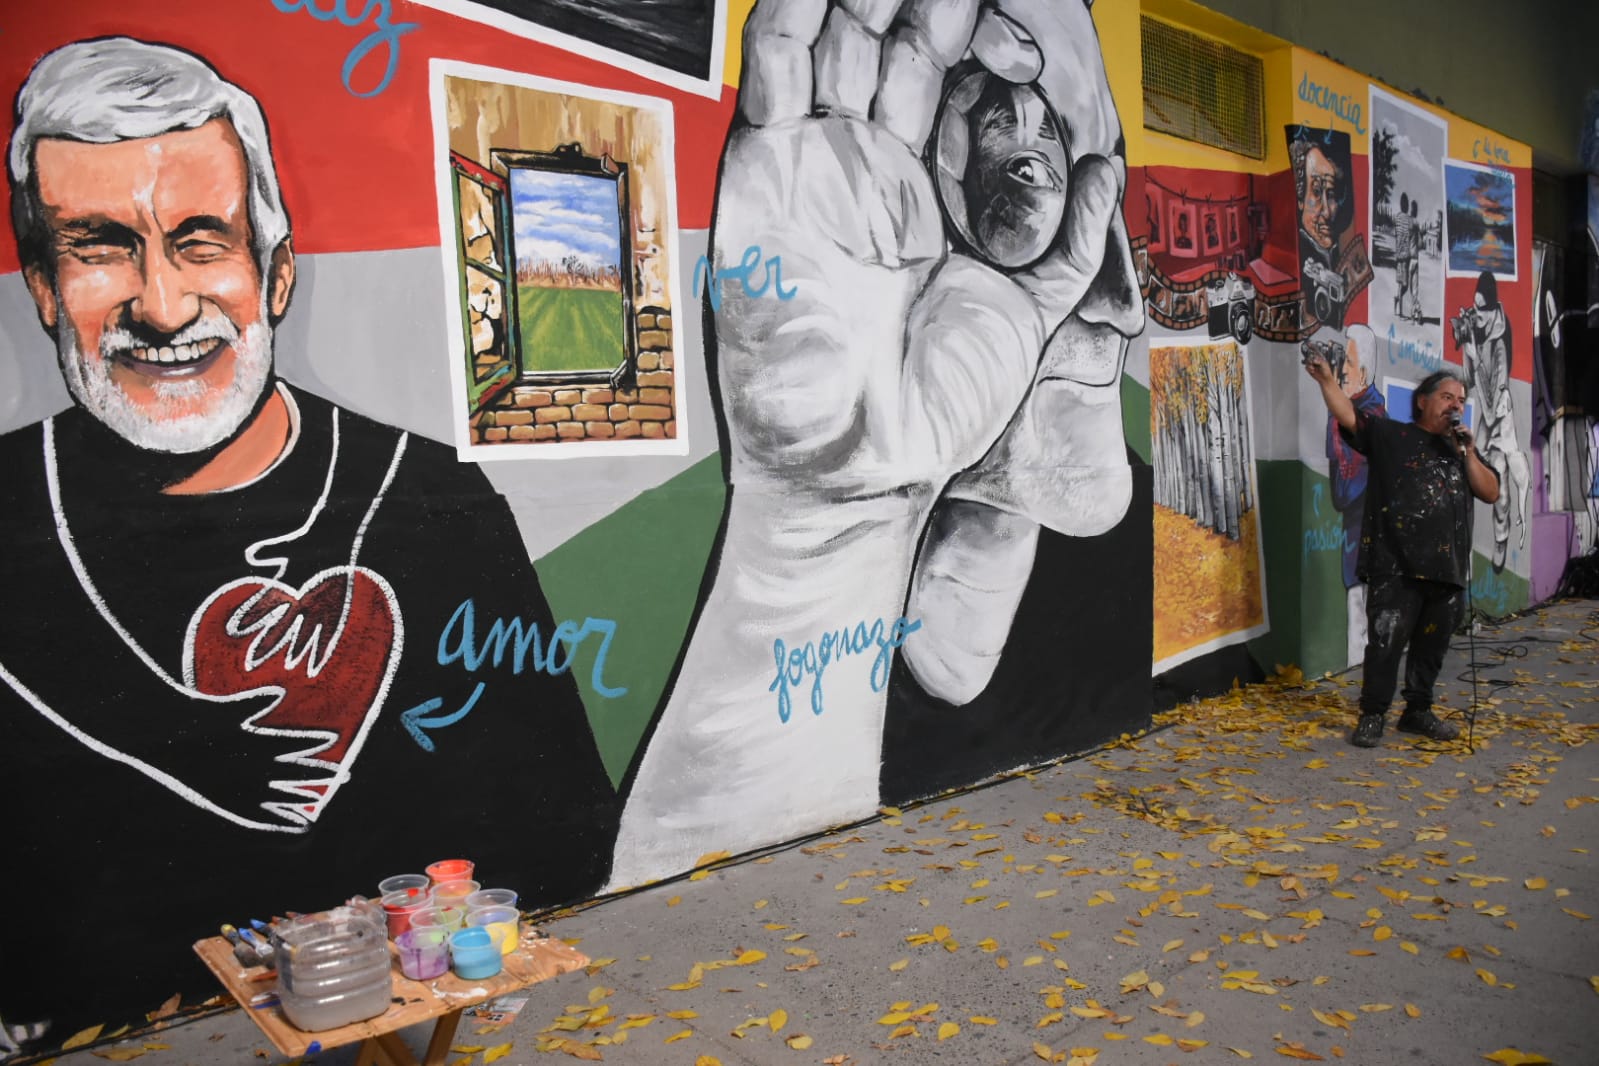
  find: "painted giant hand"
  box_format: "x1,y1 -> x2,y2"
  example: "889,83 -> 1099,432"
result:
610,0 -> 1143,887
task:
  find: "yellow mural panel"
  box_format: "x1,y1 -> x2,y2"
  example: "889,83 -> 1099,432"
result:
1291,49 -> 1374,154
723,0 -> 757,88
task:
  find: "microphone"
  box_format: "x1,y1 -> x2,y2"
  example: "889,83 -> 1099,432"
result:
1447,411 -> 1468,449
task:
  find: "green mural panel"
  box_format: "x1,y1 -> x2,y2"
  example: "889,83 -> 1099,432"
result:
1295,467 -> 1354,678
1123,372 -> 1152,464
536,454 -> 727,785
1246,459 -> 1308,675
1468,552 -> 1531,620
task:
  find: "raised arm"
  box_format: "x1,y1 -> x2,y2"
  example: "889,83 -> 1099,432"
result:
1305,350 -> 1357,432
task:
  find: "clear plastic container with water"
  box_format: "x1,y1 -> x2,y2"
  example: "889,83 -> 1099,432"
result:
271,906 -> 393,1031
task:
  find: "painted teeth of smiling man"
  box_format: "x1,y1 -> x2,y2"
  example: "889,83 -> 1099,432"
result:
124,341 -> 217,365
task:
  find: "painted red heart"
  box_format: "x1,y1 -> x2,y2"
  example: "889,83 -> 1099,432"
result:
187,566 -> 401,819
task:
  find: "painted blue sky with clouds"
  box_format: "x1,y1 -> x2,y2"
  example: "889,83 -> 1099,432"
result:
510,169 -> 621,272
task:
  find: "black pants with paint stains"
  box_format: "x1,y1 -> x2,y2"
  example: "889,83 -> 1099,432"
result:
1358,575 -> 1465,717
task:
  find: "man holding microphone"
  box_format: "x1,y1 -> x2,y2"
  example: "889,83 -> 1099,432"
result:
1305,355 -> 1501,747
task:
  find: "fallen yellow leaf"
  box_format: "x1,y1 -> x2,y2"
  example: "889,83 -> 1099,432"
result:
1476,969 -> 1498,987
1523,878 -> 1548,891
1311,1010 -> 1348,1031
938,1022 -> 960,1041
484,1044 -> 514,1063
970,1016 -> 998,1025
786,1035 -> 813,1050
695,1057 -> 723,1066
1404,1004 -> 1421,1018
664,1029 -> 693,1043
889,958 -> 908,971
1482,1051 -> 1553,1066
63,1025 -> 105,1051
768,1008 -> 787,1033
1144,1033 -> 1174,1046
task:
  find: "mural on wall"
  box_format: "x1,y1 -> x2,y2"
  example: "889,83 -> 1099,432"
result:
413,0 -> 725,91
1305,325 -> 1386,666
1532,243 -> 1596,554
1452,270 -> 1531,569
1445,161 -> 1517,281
1137,167 -> 1297,345
1369,87 -> 1446,352
1286,126 -> 1372,337
0,37 -> 621,1037
608,0 -> 1150,888
1150,340 -> 1267,670
436,65 -> 685,457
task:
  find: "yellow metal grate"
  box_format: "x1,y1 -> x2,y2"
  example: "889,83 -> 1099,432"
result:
1141,15 -> 1264,160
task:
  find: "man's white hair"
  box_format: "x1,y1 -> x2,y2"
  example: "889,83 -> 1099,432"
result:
7,36 -> 290,280
1346,323 -> 1376,388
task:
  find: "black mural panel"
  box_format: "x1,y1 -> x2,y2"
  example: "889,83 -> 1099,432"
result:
880,463 -> 1154,804
460,0 -> 716,81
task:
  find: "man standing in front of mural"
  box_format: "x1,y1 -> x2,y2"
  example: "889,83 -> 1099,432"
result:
1453,270 -> 1529,569
0,38 -> 618,1045
1305,357 -> 1500,747
610,0 -> 1146,887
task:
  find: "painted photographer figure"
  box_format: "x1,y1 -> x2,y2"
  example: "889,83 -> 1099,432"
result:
1305,359 -> 1500,747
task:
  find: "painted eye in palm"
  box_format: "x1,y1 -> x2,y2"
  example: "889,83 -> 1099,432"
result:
931,68 -> 1073,270
1005,154 -> 1062,191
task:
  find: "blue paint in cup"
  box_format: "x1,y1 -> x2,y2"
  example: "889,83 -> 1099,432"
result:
448,926 -> 503,980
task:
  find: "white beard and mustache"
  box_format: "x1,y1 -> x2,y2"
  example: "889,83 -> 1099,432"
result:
55,292 -> 275,454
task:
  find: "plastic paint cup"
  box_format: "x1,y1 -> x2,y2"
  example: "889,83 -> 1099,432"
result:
465,888 -> 518,911
378,873 -> 430,898
380,887 -> 434,939
396,928 -> 450,981
426,859 -> 475,884
466,905 -> 520,955
432,879 -> 480,910
449,926 -> 503,980
409,905 -> 466,934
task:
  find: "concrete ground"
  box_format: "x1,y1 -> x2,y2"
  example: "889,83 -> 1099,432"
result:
35,597 -> 1599,1066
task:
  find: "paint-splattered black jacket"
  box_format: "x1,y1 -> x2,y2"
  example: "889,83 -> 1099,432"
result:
1340,408 -> 1480,587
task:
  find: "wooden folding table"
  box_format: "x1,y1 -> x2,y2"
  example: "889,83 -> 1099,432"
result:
194,927 -> 589,1066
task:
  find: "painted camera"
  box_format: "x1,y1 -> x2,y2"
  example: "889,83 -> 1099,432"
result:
1302,256 -> 1347,330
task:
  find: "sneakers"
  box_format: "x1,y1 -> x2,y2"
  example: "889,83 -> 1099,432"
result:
1397,708 -> 1461,741
1351,713 -> 1386,747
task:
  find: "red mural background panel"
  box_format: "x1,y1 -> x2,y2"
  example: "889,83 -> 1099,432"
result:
0,0 -> 735,275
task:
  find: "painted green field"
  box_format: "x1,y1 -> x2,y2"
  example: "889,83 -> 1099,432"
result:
517,285 -> 624,373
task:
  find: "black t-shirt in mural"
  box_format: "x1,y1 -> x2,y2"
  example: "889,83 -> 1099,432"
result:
1340,408 -> 1481,588
0,382 -> 619,1030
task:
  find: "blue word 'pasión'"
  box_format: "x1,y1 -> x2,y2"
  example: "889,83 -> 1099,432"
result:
769,616 -> 922,724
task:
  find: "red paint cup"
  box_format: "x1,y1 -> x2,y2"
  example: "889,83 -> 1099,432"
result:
381,887 -> 434,939
425,859 -> 474,883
